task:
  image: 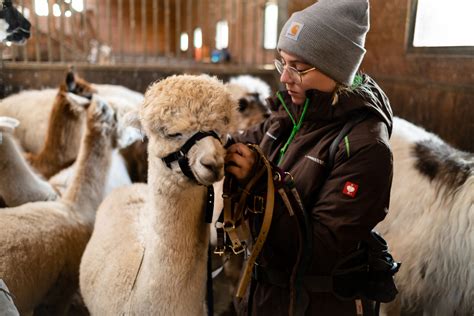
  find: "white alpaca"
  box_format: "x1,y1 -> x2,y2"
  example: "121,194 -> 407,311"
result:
0,117 -> 57,207
378,117 -> 474,316
226,75 -> 271,131
0,96 -> 118,315
228,75 -> 271,106
80,74 -> 237,315
49,149 -> 132,196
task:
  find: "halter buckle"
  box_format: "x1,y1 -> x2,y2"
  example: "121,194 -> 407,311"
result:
214,245 -> 226,256
231,242 -> 246,255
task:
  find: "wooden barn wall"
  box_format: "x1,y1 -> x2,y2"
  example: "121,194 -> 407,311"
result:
2,0 -> 472,151
1,64 -> 279,96
290,0 -> 474,152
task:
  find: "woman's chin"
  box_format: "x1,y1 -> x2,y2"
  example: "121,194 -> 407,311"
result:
291,96 -> 305,105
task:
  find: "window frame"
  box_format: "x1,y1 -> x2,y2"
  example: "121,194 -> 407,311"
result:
406,0 -> 474,56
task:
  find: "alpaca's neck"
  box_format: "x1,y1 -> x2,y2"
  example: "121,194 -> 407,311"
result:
0,133 -> 40,190
144,159 -> 210,249
62,127 -> 112,225
135,158 -> 210,313
28,95 -> 83,178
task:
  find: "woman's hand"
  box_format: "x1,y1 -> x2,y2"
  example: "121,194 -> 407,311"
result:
225,143 -> 257,183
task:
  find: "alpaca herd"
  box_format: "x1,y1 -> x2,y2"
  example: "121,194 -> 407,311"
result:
0,95 -> 117,314
0,70 -> 472,316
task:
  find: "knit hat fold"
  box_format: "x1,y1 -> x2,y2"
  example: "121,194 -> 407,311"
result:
277,0 -> 370,86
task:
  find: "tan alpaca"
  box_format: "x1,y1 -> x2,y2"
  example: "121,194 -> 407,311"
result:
0,96 -> 117,315
0,71 -> 96,156
23,72 -> 96,178
25,90 -> 91,178
0,117 -> 57,207
0,76 -> 144,182
80,74 -> 237,315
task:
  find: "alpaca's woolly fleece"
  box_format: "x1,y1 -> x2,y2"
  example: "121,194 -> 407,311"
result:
377,117 -> 473,315
80,74 -> 238,316
0,97 -> 117,315
140,74 -> 237,157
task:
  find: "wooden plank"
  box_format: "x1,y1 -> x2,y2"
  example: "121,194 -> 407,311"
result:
118,0 -> 124,62
176,0 -> 181,57
47,0 -> 53,62
130,0 -> 136,59
141,0 -> 147,62
187,0 -> 192,59
153,0 -> 158,57
60,1 -> 65,62
34,0 -> 41,62
165,0 -> 170,57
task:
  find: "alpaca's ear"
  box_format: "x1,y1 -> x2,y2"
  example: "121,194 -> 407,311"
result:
118,110 -> 145,148
0,116 -> 20,133
122,110 -> 142,130
117,126 -> 144,148
66,70 -> 76,92
66,92 -> 91,112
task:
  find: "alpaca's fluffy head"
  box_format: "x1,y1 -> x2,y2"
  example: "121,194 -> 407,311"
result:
139,74 -> 238,184
140,74 -> 237,154
226,75 -> 271,131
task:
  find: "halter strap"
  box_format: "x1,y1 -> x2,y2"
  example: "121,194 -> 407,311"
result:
161,130 -> 220,183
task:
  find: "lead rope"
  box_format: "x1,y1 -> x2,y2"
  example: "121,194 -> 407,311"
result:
205,185 -> 214,316
236,144 -> 275,298
276,92 -> 310,166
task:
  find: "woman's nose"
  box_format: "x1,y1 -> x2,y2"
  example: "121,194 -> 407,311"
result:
280,68 -> 292,84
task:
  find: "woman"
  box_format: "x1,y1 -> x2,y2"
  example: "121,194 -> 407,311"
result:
225,0 -> 394,315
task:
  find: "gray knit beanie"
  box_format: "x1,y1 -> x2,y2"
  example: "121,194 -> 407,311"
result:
277,0 -> 369,86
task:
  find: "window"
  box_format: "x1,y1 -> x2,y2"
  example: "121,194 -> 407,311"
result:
34,0 -> 48,16
180,33 -> 189,51
264,2 -> 278,49
215,20 -> 228,50
53,3 -> 61,17
194,28 -> 202,48
35,0 -> 83,16
408,0 -> 474,54
71,0 -> 84,12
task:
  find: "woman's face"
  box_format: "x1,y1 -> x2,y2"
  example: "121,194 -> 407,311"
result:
278,51 -> 336,105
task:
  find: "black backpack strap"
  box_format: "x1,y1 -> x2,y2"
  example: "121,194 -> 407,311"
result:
327,111 -> 369,170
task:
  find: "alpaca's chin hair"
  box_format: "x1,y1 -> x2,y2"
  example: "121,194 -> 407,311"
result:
193,170 -> 224,186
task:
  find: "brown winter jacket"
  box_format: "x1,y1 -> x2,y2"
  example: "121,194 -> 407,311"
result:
233,75 -> 393,316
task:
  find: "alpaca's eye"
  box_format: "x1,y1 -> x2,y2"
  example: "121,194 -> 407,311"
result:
167,133 -> 182,138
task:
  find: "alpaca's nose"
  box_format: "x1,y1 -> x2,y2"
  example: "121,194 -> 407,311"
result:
200,157 -> 224,176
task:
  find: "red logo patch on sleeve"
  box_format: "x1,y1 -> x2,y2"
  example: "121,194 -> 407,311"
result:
342,181 -> 359,198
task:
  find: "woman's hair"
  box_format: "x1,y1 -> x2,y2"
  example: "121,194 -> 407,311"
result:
331,73 -> 365,106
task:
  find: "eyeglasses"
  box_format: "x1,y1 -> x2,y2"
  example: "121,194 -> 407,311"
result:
274,59 -> 316,84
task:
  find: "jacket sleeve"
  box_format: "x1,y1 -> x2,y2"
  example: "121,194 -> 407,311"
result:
309,139 -> 393,274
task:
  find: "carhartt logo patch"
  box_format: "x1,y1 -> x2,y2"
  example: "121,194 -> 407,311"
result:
285,22 -> 304,40
342,181 -> 358,198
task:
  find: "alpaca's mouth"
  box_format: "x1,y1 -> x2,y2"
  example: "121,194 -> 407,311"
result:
193,166 -> 224,186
